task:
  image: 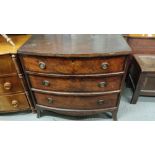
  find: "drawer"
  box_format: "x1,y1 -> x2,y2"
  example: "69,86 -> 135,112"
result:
0,55 -> 16,75
34,92 -> 118,110
0,93 -> 30,112
0,76 -> 24,94
29,75 -> 122,92
23,56 -> 126,74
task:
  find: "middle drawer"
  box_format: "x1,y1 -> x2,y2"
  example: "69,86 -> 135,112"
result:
29,75 -> 122,92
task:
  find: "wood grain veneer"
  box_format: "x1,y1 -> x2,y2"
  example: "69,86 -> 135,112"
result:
23,56 -> 126,74
19,34 -> 131,120
29,74 -> 123,92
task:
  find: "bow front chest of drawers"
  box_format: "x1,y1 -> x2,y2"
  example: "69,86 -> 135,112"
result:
19,34 -> 131,120
0,35 -> 33,112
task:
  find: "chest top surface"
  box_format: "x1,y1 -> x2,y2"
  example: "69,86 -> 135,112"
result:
0,35 -> 31,55
19,34 -> 131,57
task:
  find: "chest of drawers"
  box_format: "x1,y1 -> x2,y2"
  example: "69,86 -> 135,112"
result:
19,34 -> 131,120
0,35 -> 33,112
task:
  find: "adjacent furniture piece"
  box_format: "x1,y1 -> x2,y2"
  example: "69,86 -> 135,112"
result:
126,34 -> 155,54
129,54 -> 155,104
1,34 -> 15,46
126,34 -> 155,104
18,34 -> 131,120
0,35 -> 33,112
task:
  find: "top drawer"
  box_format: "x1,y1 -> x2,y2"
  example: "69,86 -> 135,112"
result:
0,55 -> 16,75
22,56 -> 126,75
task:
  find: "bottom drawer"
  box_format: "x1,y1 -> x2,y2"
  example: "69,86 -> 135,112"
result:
0,93 -> 30,112
34,92 -> 119,110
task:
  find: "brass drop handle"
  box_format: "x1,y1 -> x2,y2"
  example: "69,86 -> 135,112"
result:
4,82 -> 12,90
39,62 -> 46,70
42,80 -> 50,86
47,98 -> 54,104
11,100 -> 19,108
98,82 -> 107,88
101,62 -> 109,70
97,100 -> 105,105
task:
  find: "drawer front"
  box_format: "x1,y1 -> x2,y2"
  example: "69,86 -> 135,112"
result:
29,75 -> 122,92
142,76 -> 155,91
23,56 -> 126,74
0,93 -> 30,112
0,76 -> 24,94
0,55 -> 16,75
34,92 -> 118,110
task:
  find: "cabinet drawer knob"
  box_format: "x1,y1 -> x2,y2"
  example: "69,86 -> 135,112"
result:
98,82 -> 107,88
4,82 -> 12,90
101,62 -> 109,70
97,100 -> 105,105
47,98 -> 54,104
39,62 -> 46,69
11,100 -> 19,108
42,80 -> 50,86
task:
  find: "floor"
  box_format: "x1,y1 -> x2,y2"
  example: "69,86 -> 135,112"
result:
0,88 -> 155,121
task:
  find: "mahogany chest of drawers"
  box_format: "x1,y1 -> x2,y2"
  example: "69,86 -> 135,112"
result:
0,35 -> 33,112
18,34 -> 131,120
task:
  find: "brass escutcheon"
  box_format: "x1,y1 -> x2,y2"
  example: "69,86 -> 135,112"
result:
98,81 -> 107,88
97,100 -> 105,105
101,62 -> 109,70
39,62 -> 46,69
47,98 -> 54,104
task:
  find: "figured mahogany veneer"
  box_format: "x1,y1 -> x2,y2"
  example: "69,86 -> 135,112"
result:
29,74 -> 123,92
23,56 -> 126,74
34,92 -> 119,110
19,34 -> 131,120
